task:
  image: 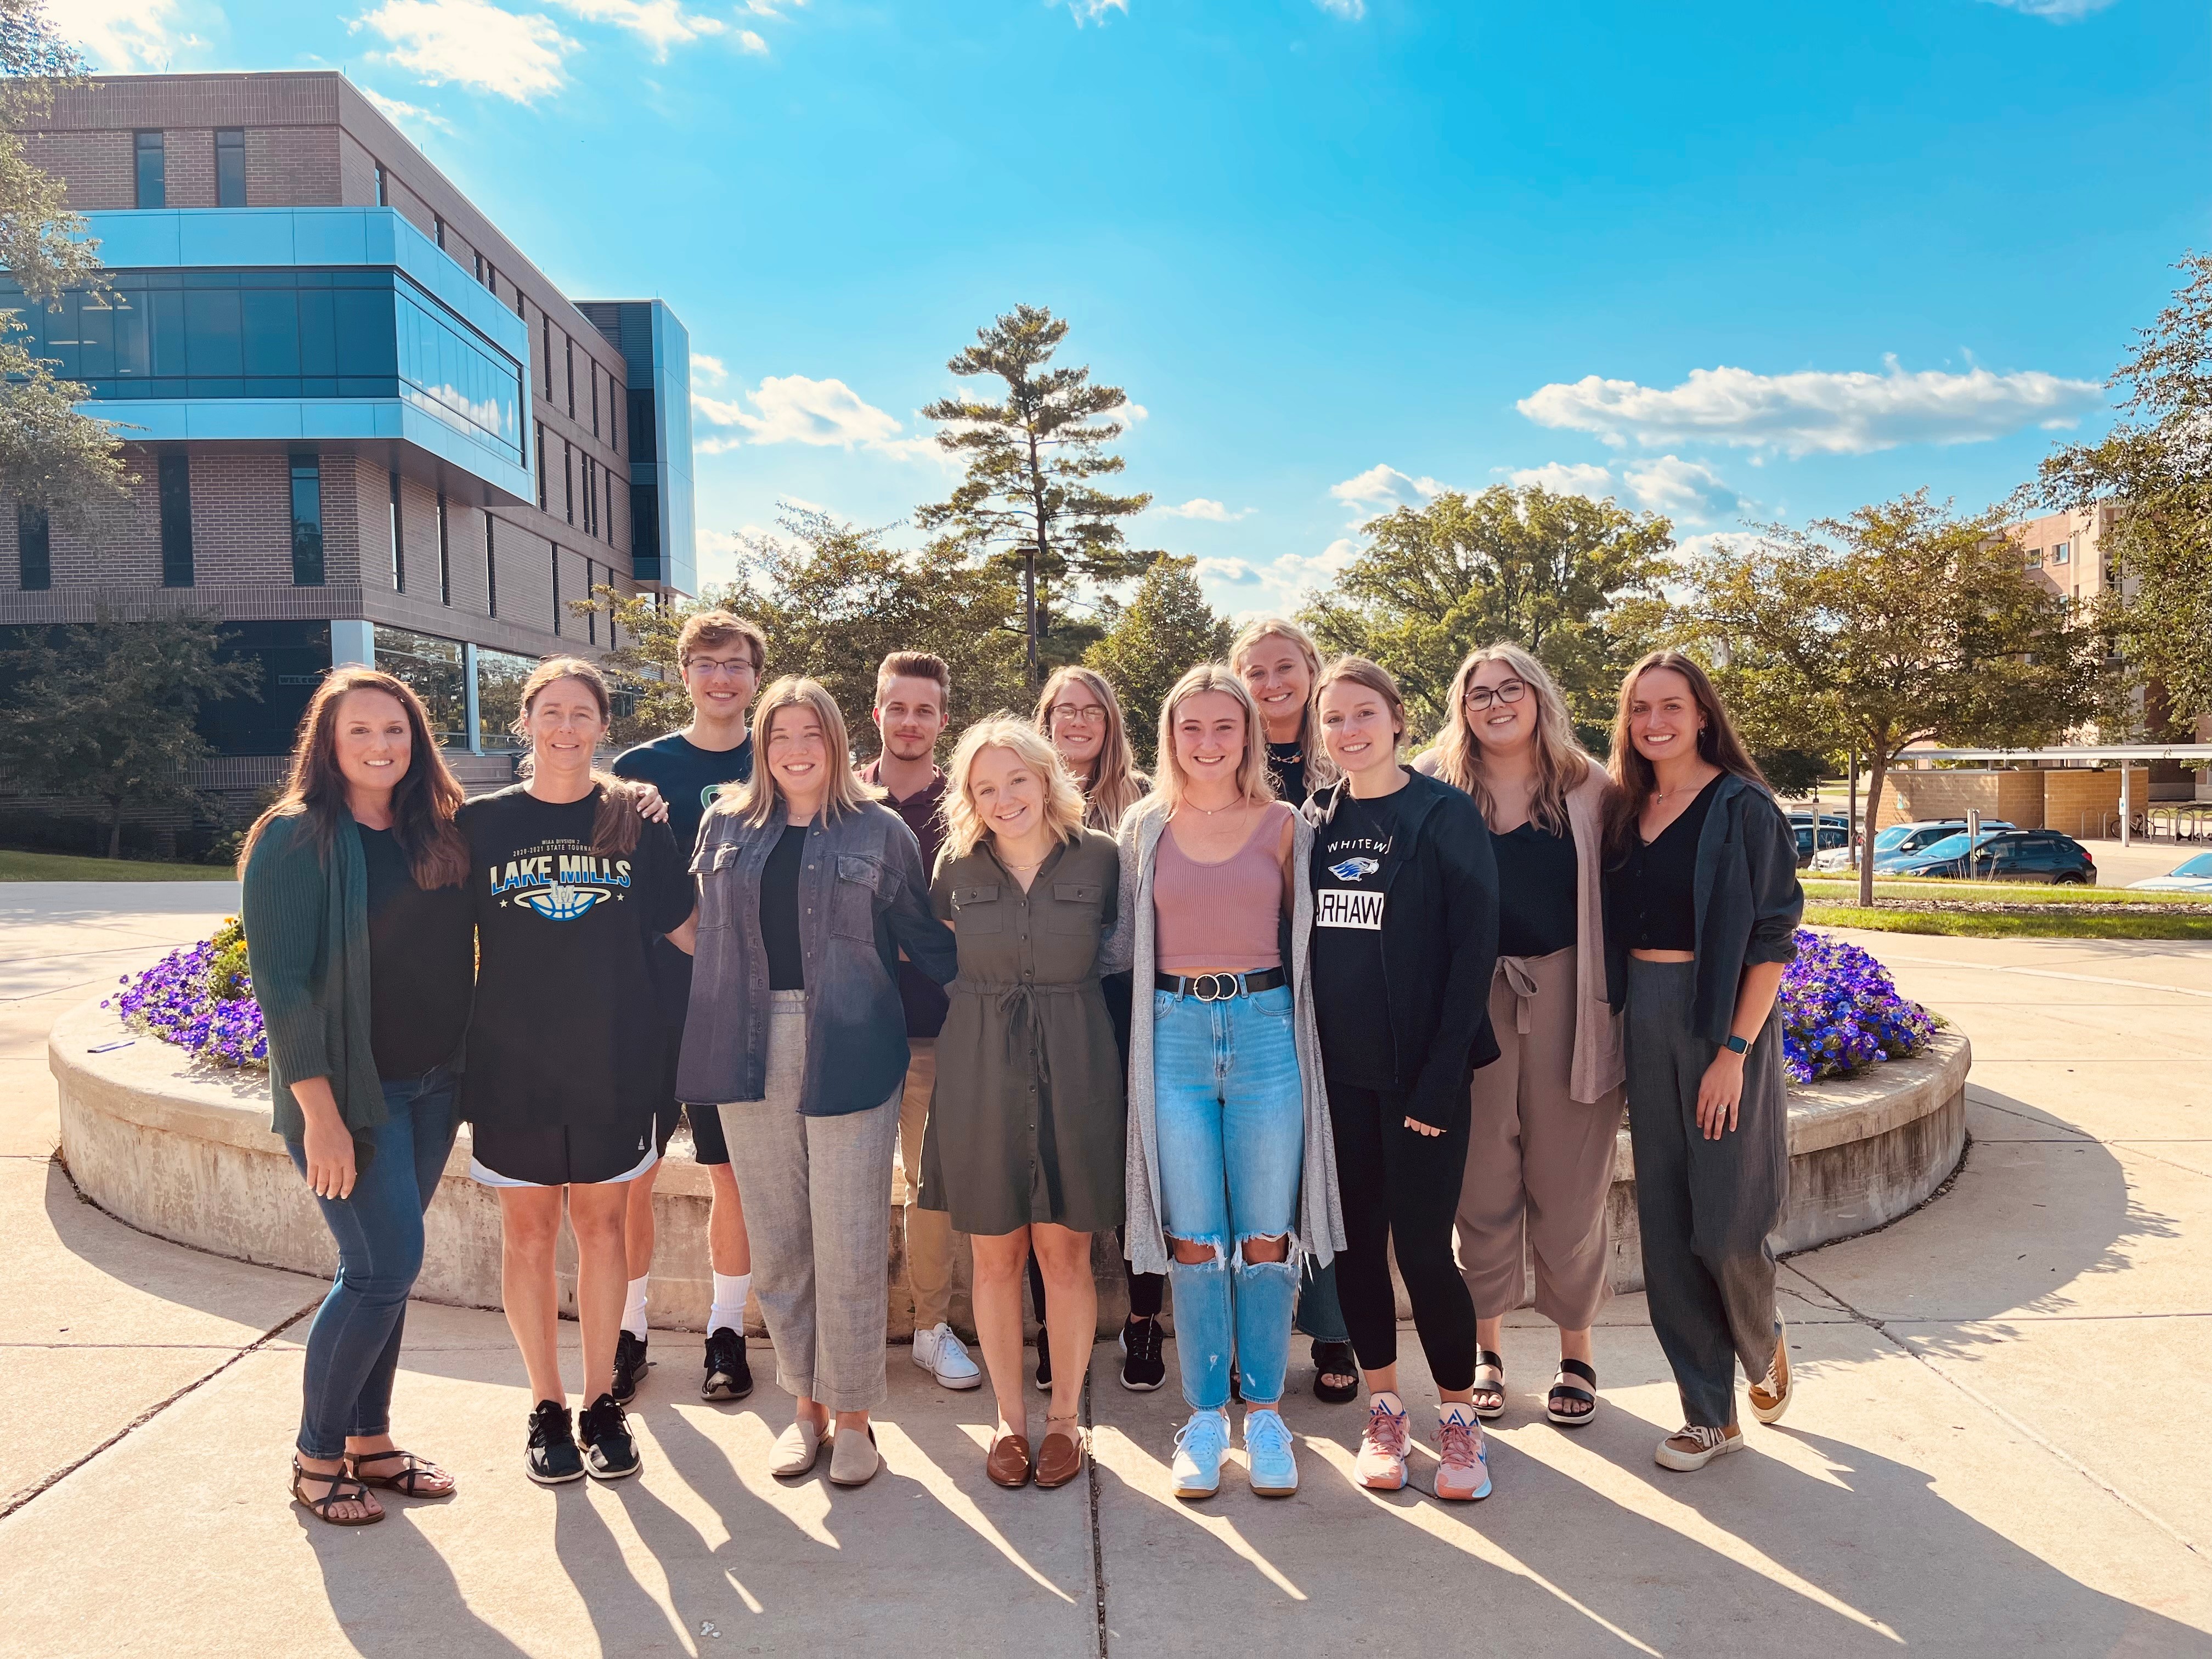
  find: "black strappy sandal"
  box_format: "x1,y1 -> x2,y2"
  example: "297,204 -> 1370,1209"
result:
291,1457 -> 384,1526
1310,1339 -> 1359,1406
1471,1349 -> 1506,1421
346,1448 -> 454,1499
1547,1359 -> 1599,1427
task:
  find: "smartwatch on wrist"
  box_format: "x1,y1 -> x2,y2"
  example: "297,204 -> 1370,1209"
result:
1723,1034 -> 1750,1056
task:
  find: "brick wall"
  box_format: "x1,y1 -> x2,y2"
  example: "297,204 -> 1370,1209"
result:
163,127 -> 216,206
1876,769 -> 2049,831
2044,769 -> 2151,839
336,128 -> 380,207
19,129 -> 130,208
250,123 -> 340,206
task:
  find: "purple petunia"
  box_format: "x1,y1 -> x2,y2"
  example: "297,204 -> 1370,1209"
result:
103,918 -> 267,1070
1778,929 -> 1935,1086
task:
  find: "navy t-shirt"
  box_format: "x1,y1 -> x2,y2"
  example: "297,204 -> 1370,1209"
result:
612,729 -> 754,861
1310,786 -> 1408,1090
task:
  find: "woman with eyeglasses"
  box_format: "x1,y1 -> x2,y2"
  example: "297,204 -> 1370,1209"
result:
1034,667 -> 1165,1392
1418,644 -> 1624,1431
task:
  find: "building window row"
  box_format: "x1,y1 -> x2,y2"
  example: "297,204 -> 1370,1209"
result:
132,129 -> 249,208
290,452 -> 323,586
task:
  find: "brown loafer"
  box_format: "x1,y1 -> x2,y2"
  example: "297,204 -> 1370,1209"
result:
1033,1425 -> 1085,1489
987,1432 -> 1033,1489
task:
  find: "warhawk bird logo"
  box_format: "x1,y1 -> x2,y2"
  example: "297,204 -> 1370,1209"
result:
1327,856 -> 1380,882
517,884 -> 609,921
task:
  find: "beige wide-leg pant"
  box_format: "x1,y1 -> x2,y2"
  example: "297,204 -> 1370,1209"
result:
1456,947 -> 1624,1328
896,1037 -> 961,1331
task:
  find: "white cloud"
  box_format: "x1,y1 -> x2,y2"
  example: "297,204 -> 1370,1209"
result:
1621,455 -> 1737,520
1067,0 -> 1128,21
1314,0 -> 1366,15
362,88 -> 454,132
1329,464 -> 1445,515
1979,0 -> 2118,16
60,0 -> 198,70
1509,461 -> 1615,497
1517,357 -> 2105,457
355,0 -> 575,101
1260,536 -> 1365,603
1158,498 -> 1255,522
1195,557 -> 1261,583
691,352 -> 727,386
546,0 -> 726,57
691,374 -> 955,470
737,28 -> 767,52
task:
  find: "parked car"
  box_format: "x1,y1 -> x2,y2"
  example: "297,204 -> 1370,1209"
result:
2126,851 -> 2212,894
1812,818 -> 2016,873
1789,811 -> 1852,867
1879,828 -> 2096,885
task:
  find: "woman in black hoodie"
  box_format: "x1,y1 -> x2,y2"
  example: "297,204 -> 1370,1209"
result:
1303,657 -> 1500,1502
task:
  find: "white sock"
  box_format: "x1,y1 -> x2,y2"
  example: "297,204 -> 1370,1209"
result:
622,1275 -> 649,1339
709,1272 -> 751,1336
1370,1389 -> 1406,1417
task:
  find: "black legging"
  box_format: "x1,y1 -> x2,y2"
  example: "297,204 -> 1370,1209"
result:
1329,1079 -> 1479,1391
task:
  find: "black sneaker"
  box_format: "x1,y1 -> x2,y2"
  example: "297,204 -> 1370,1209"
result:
1035,1341 -> 1052,1390
702,1327 -> 753,1402
578,1392 -> 642,1481
612,1330 -> 648,1405
1119,1316 -> 1166,1391
526,1400 -> 585,1485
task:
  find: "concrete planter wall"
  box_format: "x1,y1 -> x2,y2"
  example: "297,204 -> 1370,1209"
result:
50,996 -> 1968,1339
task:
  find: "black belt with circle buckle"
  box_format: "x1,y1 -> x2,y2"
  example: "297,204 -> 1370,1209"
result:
1154,967 -> 1288,1002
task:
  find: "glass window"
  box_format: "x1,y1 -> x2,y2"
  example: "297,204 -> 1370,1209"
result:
535,422 -> 547,509
484,514 -> 497,617
551,545 -> 561,635
565,336 -> 575,417
216,129 -> 246,206
375,163 -> 388,207
475,646 -> 537,752
289,452 -> 324,585
434,216 -> 446,250
18,503 -> 50,590
2052,541 -> 2070,565
436,492 -> 451,605
388,467 -> 404,591
159,452 -> 193,585
134,131 -> 165,208
564,441 -> 574,523
373,625 -> 466,749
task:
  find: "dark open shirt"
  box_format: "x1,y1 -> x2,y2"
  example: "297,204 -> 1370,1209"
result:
859,759 -> 950,1039
1611,775 -> 1719,953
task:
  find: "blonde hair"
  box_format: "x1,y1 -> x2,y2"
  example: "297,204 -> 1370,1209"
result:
717,676 -> 881,828
1034,665 -> 1149,832
944,716 -> 1088,861
1430,642 -> 1593,837
1228,616 -> 1338,791
1153,664 -> 1275,812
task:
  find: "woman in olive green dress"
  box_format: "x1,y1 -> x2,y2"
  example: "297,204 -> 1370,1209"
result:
924,716 -> 1128,1492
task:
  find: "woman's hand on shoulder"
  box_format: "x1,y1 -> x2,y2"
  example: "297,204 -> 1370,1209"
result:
623,780 -> 671,825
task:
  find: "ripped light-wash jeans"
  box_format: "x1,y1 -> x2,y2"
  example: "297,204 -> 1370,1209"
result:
1152,983 -> 1305,1411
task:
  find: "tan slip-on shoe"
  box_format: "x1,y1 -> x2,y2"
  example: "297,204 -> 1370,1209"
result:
987,1433 -> 1034,1489
1033,1425 -> 1085,1489
769,1414 -> 827,1479
1748,1325 -> 1793,1425
827,1425 -> 881,1487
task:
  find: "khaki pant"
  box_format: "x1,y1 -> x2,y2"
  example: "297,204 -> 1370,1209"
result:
897,1038 -> 960,1331
1457,949 -> 1623,1329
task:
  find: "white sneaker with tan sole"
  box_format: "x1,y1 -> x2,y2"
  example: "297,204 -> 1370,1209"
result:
1655,1423 -> 1745,1471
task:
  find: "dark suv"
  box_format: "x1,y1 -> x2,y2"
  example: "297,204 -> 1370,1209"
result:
1882,828 -> 2097,885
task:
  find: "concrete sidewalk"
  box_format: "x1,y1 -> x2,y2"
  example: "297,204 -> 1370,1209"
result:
2,891 -> 2209,1655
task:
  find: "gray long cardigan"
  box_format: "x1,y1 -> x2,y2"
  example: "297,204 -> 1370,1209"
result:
1115,799 -> 1348,1279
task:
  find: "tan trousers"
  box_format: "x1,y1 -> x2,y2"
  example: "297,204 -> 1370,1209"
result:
1456,948 -> 1624,1329
897,1039 -> 959,1330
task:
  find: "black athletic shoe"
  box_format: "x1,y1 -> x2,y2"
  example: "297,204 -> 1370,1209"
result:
578,1392 -> 642,1481
701,1327 -> 753,1402
1119,1316 -> 1166,1391
1035,1341 -> 1052,1390
612,1330 -> 648,1405
526,1399 -> 585,1485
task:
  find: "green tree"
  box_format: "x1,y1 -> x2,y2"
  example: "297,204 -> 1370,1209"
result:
0,2 -> 128,519
916,304 -> 1157,689
577,507 -> 1028,746
1303,484 -> 1672,747
2040,252 -> 2212,726
1678,491 -> 2109,906
0,607 -> 261,857
1084,554 -> 1233,766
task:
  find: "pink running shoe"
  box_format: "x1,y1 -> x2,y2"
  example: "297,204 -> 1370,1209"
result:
1355,1398 -> 1410,1491
1434,1406 -> 1492,1502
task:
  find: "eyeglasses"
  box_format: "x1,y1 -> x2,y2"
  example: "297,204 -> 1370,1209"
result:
1049,703 -> 1108,726
686,657 -> 758,680
1464,679 -> 1528,711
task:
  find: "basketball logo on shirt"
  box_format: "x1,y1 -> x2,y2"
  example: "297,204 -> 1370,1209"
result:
1317,888 -> 1385,929
489,840 -> 633,922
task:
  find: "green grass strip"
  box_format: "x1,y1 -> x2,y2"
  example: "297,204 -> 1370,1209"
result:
1805,902 -> 2212,941
0,848 -> 238,883
1802,878 -> 2212,907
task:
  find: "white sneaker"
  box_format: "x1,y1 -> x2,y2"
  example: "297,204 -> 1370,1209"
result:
911,1322 -> 983,1391
1172,1408 -> 1232,1500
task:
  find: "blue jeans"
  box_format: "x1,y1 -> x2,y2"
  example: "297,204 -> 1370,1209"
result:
284,1067 -> 458,1459
1153,985 -> 1305,1410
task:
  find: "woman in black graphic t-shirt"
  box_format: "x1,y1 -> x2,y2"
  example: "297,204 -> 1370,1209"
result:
460,657 -> 696,1489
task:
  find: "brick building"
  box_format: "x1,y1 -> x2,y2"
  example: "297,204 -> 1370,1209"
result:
1,70 -> 695,813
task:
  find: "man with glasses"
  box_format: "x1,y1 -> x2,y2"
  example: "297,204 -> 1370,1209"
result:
611,611 -> 769,1407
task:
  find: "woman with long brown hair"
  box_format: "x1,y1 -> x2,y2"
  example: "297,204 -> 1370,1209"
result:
1601,650 -> 1803,1472
1418,642 -> 1624,1430
460,657 -> 697,1488
241,668 -> 472,1526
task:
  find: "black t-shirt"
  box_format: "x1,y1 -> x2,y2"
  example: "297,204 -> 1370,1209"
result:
761,822 -> 808,991
457,786 -> 694,1130
1612,774 -> 1720,952
1267,740 -> 1310,809
1493,819 -> 1578,958
357,823 -> 473,1080
1310,786 -> 1409,1088
612,730 -> 754,860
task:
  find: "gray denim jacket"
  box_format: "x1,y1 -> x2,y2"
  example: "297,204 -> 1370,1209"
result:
676,800 -> 957,1116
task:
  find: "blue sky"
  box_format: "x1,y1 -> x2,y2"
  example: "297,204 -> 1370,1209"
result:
70,0 -> 2212,616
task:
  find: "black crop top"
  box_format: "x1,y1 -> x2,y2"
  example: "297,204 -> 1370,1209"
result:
1613,774 -> 1720,952
1492,819 -> 1577,958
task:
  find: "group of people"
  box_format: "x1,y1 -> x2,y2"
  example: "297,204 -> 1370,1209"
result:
240,607 -> 1804,1526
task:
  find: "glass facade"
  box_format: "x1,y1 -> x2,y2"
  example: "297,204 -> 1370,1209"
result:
475,647 -> 538,752
289,453 -> 323,585
373,625 -> 466,749
0,268 -> 524,467
16,504 -> 49,590
134,132 -> 164,208
216,129 -> 246,207
202,622 -> 331,756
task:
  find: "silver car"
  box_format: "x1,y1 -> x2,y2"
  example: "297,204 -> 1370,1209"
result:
2126,851 -> 2212,894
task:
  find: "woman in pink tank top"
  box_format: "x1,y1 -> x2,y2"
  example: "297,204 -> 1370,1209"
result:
1117,664 -> 1345,1503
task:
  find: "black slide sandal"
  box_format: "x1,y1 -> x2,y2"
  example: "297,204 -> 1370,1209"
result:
1311,1340 -> 1359,1406
1472,1349 -> 1506,1421
1547,1359 -> 1598,1426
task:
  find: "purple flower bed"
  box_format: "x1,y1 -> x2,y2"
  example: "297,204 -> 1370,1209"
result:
1779,928 -> 1936,1086
104,918 -> 267,1070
